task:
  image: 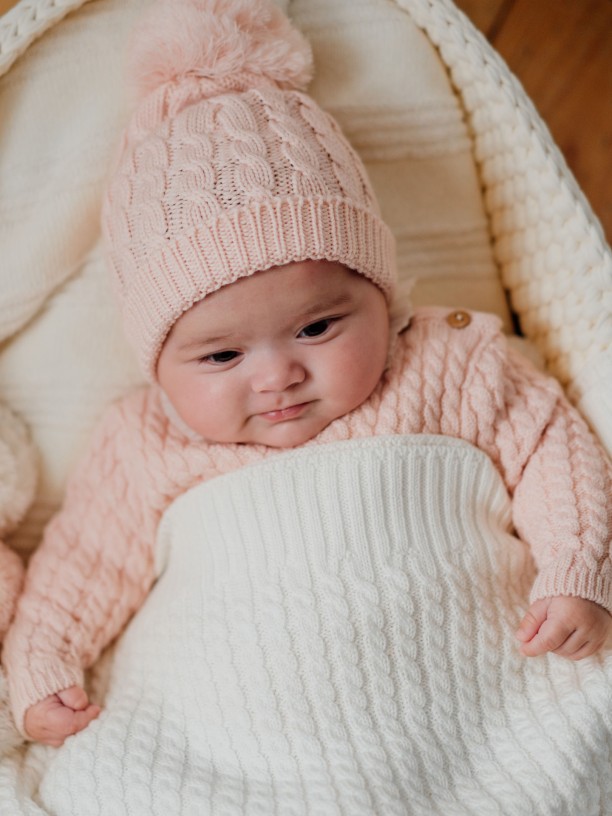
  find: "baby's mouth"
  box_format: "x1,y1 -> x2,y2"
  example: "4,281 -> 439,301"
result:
258,402 -> 310,422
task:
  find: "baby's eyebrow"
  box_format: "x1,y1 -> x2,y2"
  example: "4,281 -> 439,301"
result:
178,332 -> 233,352
177,293 -> 353,351
299,293 -> 353,320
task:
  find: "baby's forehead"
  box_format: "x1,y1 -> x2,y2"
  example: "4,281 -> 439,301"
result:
169,261 -> 378,340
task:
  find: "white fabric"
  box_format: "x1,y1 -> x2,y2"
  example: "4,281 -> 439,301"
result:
0,672 -> 20,762
0,402 -> 37,540
0,0 -> 152,552
0,0 -> 94,74
0,401 -> 36,766
2,436 -> 611,814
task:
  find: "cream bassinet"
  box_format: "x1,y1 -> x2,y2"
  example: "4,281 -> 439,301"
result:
0,1 -> 611,814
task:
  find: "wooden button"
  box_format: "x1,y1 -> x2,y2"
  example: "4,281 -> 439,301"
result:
446,310 -> 471,329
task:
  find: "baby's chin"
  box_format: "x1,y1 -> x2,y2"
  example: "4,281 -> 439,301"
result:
243,414 -> 333,449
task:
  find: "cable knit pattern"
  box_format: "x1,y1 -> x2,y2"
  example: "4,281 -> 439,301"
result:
0,402 -> 37,760
390,0 -> 612,452
0,400 -> 36,638
103,0 -> 397,381
18,435 -> 612,815
4,306 -> 612,741
0,0 -> 93,74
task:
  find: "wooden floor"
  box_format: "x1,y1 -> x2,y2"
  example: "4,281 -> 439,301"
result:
455,0 -> 612,241
2,0 -> 610,238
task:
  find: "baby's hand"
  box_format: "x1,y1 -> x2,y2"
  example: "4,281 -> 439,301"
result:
516,596 -> 611,660
24,686 -> 100,746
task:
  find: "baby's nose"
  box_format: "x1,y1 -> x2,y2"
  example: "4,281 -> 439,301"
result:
250,351 -> 306,393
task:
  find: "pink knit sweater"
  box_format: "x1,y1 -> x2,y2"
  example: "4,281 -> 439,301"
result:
4,307 -> 612,732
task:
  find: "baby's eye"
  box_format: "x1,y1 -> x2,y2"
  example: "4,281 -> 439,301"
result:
298,318 -> 334,338
201,350 -> 240,365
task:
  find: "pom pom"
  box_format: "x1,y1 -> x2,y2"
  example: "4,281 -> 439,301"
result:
129,0 -> 313,101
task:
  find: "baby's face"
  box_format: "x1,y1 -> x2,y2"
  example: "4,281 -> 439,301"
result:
157,260 -> 390,448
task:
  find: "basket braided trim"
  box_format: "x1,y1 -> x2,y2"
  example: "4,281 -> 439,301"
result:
0,0 -> 91,75
394,0 -> 612,391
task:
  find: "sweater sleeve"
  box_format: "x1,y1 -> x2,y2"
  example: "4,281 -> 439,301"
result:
2,399 -> 158,735
513,394 -> 612,613
477,340 -> 612,613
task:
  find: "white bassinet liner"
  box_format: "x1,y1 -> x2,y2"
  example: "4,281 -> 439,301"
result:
1,436 -> 611,815
0,0 -> 610,552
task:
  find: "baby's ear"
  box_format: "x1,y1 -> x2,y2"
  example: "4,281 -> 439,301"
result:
0,403 -> 38,540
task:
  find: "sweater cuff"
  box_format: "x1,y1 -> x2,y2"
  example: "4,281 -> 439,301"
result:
530,557 -> 612,616
8,660 -> 84,738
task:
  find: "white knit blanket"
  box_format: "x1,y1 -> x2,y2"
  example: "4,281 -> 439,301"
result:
1,435 -> 611,815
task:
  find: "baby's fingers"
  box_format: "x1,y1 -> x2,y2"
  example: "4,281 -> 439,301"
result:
548,629 -> 588,659
516,598 -> 551,643
44,703 -> 100,743
556,632 -> 607,661
69,704 -> 100,735
57,686 -> 90,711
519,619 -> 574,657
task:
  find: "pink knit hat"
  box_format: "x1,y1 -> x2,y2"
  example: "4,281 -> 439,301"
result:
103,0 -> 397,381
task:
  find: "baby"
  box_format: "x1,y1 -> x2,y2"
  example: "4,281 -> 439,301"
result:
3,0 -> 611,794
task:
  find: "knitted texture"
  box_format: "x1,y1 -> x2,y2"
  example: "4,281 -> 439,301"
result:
0,671 -> 21,761
5,308 -> 612,737
14,437 -> 612,814
0,403 -> 35,762
394,0 -> 612,451
102,0 -> 397,381
0,0 -> 93,74
0,400 -> 36,638
0,401 -> 38,542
